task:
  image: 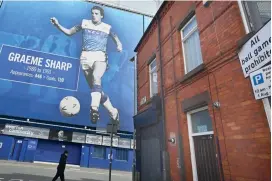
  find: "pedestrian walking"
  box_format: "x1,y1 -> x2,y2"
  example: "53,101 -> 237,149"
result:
52,150 -> 68,181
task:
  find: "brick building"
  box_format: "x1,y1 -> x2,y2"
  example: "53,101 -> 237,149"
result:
133,1 -> 271,181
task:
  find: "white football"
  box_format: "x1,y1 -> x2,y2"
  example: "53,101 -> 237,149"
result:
59,96 -> 80,117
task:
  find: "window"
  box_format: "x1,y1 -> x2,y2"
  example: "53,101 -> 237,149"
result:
180,16 -> 203,73
243,1 -> 271,31
115,148 -> 128,161
149,59 -> 158,97
93,146 -> 105,159
190,109 -> 213,134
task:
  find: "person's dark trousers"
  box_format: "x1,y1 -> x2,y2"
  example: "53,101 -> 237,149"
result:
52,169 -> 65,181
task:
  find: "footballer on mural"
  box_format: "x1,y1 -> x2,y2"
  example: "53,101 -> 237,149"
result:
51,6 -> 122,126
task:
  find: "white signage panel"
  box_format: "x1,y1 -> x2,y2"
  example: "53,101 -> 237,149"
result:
102,136 -> 118,147
131,139 -> 136,149
238,20 -> 271,77
250,64 -> 271,100
2,124 -> 49,139
118,138 -> 131,149
86,134 -> 102,145
72,132 -> 86,143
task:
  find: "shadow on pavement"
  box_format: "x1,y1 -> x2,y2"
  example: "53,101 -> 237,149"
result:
0,173 -> 102,181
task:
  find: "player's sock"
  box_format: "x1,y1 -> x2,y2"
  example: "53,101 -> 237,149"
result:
91,92 -> 101,110
103,98 -> 118,119
91,85 -> 102,110
112,109 -> 118,120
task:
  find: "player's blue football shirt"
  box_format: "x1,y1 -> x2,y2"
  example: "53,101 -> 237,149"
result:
74,20 -> 111,52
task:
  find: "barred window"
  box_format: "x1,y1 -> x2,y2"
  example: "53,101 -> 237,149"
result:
93,146 -> 106,159
115,148 -> 128,161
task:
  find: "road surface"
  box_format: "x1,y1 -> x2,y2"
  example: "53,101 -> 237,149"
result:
0,161 -> 132,181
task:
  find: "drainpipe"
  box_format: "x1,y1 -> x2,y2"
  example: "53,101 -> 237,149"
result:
156,15 -> 170,181
169,16 -> 186,181
130,54 -> 137,181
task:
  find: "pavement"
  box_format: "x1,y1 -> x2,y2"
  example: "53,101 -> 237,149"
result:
0,160 -> 132,181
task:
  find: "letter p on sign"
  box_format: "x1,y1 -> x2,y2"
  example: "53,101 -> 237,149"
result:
253,73 -> 264,85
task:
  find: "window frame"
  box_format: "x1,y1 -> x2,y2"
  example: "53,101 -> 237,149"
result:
180,15 -> 202,74
187,106 -> 214,136
149,58 -> 157,98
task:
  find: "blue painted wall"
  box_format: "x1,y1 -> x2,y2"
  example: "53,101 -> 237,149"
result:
80,144 -> 90,167
0,0 -> 143,132
0,0 -> 137,172
10,138 -> 23,161
18,139 -> 28,162
88,145 -> 133,171
112,149 -> 133,171
89,145 -> 109,169
0,135 -> 14,160
0,134 -> 133,171
23,138 -> 38,162
35,139 -> 81,165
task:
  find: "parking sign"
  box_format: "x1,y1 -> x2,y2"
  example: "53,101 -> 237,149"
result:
250,64 -> 271,100
253,73 -> 264,85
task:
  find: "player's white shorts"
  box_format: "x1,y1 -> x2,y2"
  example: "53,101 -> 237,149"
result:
80,51 -> 106,70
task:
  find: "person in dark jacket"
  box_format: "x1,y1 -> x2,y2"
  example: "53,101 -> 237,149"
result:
52,150 -> 68,181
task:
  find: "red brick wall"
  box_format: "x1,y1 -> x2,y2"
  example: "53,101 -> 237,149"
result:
136,1 -> 271,181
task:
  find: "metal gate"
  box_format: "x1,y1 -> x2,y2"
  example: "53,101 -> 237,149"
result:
141,122 -> 162,181
193,134 -> 220,181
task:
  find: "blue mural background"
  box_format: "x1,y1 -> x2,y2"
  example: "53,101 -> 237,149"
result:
0,1 -> 152,132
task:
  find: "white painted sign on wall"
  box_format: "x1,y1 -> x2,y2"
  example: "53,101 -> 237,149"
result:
238,20 -> 271,77
250,64 -> 271,100
118,138 -> 131,148
86,134 -> 102,145
102,136 -> 118,147
108,153 -> 113,160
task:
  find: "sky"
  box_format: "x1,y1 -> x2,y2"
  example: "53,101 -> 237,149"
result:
91,0 -> 163,16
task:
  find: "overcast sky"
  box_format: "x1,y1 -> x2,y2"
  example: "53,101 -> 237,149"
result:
92,0 -> 163,16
